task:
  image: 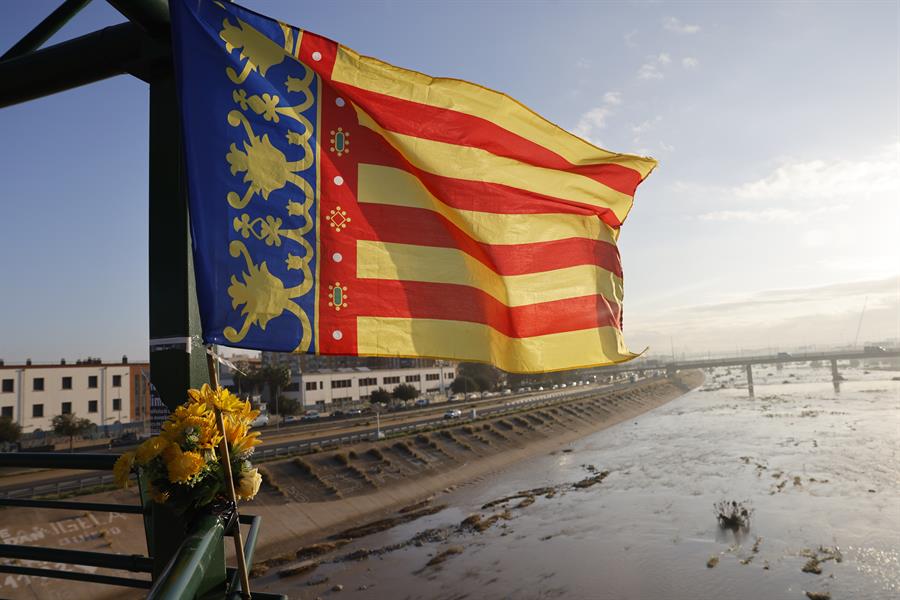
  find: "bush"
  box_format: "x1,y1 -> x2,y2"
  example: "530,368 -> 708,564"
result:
0,417 -> 22,445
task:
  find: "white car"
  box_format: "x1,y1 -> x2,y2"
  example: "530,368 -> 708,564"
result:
250,413 -> 269,428
443,409 -> 462,419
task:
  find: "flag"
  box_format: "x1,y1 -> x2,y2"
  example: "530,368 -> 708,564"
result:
170,0 -> 656,373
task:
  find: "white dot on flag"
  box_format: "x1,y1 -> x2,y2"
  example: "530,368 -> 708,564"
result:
333,176 -> 344,186
335,97 -> 346,107
332,330 -> 343,340
312,51 -> 322,61
332,252 -> 343,263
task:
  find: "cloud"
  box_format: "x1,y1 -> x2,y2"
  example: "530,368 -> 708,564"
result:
624,30 -> 638,48
675,144 -> 900,205
637,53 -> 671,80
731,146 -> 900,202
682,57 -> 699,69
572,92 -> 623,144
697,205 -> 849,224
627,276 -> 900,353
663,16 -> 701,34
632,116 -> 661,136
603,91 -> 622,105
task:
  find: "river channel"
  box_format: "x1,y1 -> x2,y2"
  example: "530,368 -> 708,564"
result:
259,365 -> 900,600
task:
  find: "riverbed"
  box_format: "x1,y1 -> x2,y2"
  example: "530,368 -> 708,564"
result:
256,365 -> 900,599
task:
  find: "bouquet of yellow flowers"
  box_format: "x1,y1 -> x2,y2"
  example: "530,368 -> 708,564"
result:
113,385 -> 263,514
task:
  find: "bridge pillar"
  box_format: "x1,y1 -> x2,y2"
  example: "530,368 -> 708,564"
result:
745,364 -> 754,398
831,359 -> 841,392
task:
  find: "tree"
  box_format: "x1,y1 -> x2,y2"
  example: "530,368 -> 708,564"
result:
392,384 -> 419,402
0,417 -> 22,446
450,375 -> 478,394
369,388 -> 391,405
51,413 -> 95,452
273,395 -> 300,416
457,362 -> 501,391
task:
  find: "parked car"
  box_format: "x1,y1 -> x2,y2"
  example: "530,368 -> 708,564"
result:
415,399 -> 429,407
347,408 -> 363,416
443,409 -> 462,419
331,409 -> 346,418
864,345 -> 886,353
300,411 -> 320,421
250,412 -> 269,428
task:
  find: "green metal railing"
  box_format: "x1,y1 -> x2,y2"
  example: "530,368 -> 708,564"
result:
0,452 -> 285,599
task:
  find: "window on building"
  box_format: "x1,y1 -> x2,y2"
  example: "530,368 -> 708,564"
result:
426,373 -> 440,381
1,406 -> 12,418
61,402 -> 72,415
383,376 -> 400,385
2,379 -> 14,393
358,377 -> 377,386
32,404 -> 43,418
405,374 -> 421,382
445,372 -> 453,379
319,382 -> 324,390
62,376 -> 72,390
112,375 -> 122,387
33,377 -> 44,391
112,398 -> 122,411
88,375 -> 98,389
305,381 -> 317,391
331,379 -> 352,389
88,400 -> 98,413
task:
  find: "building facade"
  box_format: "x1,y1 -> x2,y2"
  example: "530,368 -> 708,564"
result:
0,359 -> 148,432
286,364 -> 457,409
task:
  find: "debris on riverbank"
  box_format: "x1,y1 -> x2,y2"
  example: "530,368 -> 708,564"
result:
714,500 -> 753,530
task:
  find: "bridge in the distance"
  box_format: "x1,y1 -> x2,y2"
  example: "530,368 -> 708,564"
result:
592,348 -> 900,397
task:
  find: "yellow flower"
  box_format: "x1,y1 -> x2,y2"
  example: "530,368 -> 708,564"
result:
232,431 -> 262,456
161,402 -> 222,450
165,446 -> 206,484
188,384 -> 244,414
236,468 -> 262,501
148,483 -> 170,504
222,414 -> 248,444
113,451 -> 135,488
135,436 -> 169,465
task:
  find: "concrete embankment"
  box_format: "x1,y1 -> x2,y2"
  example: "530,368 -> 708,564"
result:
247,371 -> 704,564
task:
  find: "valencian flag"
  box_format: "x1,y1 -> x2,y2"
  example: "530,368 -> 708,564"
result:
170,0 -> 656,373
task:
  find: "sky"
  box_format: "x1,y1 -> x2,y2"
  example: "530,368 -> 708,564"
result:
0,0 -> 898,363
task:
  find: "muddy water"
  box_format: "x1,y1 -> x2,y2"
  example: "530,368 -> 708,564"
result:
258,366 -> 900,599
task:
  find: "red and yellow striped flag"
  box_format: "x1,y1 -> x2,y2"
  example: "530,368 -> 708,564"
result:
172,0 -> 656,373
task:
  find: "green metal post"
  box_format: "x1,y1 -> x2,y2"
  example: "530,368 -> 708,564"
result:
147,71 -> 219,581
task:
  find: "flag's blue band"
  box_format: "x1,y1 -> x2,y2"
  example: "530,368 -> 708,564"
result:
172,0 -> 320,353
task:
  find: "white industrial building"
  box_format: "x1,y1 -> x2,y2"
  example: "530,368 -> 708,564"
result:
0,360 -> 139,433
286,364 -> 456,410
